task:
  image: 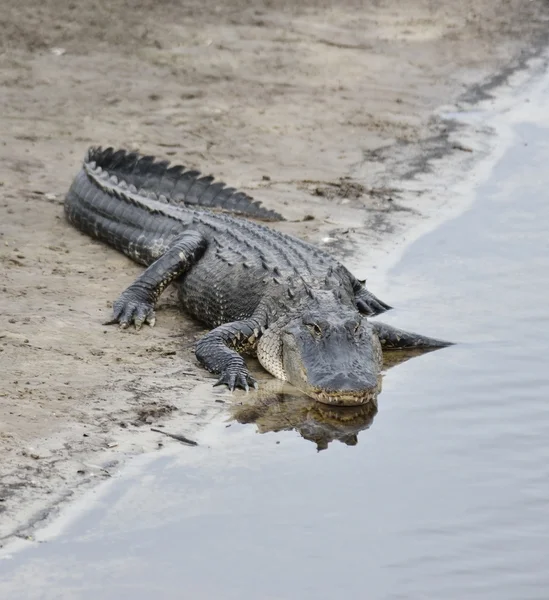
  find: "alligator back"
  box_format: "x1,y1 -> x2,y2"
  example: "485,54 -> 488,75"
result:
64,146 -> 376,328
85,146 -> 284,222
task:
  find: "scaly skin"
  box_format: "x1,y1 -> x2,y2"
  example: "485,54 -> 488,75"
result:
64,147 -> 452,406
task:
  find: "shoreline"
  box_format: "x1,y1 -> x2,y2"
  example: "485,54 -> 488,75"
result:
346,49 -> 549,280
351,51 -> 549,284
2,0 -> 549,549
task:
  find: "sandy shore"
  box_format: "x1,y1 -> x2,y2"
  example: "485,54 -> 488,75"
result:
1,0 -> 549,543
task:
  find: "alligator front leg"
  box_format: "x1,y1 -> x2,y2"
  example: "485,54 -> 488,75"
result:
107,230 -> 207,329
195,320 -> 263,392
372,321 -> 453,349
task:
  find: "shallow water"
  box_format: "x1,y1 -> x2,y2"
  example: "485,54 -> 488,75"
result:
2,121 -> 549,598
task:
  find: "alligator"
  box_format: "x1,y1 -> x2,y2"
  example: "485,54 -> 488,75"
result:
64,146 -> 452,406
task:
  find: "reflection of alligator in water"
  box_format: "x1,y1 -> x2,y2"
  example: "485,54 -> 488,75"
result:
65,147 -> 451,406
230,350 -> 427,451
232,389 -> 377,451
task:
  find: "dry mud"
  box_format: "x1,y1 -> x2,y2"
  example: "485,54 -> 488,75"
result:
1,0 -> 549,543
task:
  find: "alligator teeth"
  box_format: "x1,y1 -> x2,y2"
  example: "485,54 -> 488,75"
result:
109,175 -> 118,184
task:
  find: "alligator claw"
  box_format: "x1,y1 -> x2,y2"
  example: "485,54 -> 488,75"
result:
213,368 -> 256,392
104,294 -> 156,330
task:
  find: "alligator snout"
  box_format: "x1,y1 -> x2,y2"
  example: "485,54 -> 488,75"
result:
310,372 -> 381,406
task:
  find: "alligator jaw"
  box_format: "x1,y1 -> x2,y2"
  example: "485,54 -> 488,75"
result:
305,376 -> 382,406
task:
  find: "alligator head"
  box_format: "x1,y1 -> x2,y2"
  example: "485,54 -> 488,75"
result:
257,303 -> 382,406
257,291 -> 452,407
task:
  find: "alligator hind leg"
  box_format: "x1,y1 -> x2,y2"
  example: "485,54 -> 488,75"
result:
107,230 -> 207,329
372,321 -> 453,349
195,319 -> 265,391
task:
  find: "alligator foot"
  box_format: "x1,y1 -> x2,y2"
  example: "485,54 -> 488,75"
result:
105,230 -> 207,330
213,364 -> 258,392
104,287 -> 156,330
195,318 -> 265,392
355,289 -> 392,316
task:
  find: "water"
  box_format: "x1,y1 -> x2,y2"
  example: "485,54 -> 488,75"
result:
2,124 -> 549,599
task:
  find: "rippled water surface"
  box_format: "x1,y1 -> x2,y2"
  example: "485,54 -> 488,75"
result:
2,120 -> 549,598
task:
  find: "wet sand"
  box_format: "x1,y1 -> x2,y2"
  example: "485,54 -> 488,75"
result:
1,0 -> 549,542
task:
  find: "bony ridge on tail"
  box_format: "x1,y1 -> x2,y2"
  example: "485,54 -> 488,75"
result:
65,146 -> 453,406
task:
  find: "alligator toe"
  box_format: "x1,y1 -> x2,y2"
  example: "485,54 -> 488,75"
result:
105,294 -> 156,330
213,366 -> 256,392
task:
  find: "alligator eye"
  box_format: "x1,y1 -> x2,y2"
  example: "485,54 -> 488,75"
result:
349,320 -> 362,335
307,323 -> 322,336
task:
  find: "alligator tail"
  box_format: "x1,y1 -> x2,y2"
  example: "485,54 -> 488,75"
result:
84,146 -> 285,222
